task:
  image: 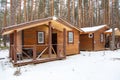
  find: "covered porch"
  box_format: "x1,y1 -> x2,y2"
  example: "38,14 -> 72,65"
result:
104,28 -> 120,49
2,17 -> 72,66
10,44 -> 66,66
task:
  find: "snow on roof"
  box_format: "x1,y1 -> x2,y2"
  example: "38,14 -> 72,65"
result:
2,17 -> 82,35
81,25 -> 107,32
105,28 -> 118,33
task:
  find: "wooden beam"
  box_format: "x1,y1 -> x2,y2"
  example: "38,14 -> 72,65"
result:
37,47 -> 48,59
63,28 -> 66,57
92,33 -> 94,51
9,45 -> 12,58
9,34 -> 13,58
48,22 -> 52,57
13,30 -> 17,63
78,31 -> 80,54
13,56 -> 65,66
33,45 -> 36,60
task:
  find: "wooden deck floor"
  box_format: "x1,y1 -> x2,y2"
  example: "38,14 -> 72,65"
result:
12,53 -> 65,66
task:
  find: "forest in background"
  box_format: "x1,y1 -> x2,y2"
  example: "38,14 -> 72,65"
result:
0,0 -> 120,47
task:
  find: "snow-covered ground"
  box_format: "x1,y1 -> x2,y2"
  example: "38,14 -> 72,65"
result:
1,49 -> 120,80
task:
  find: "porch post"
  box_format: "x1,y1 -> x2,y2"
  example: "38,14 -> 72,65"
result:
78,31 -> 80,54
63,28 -> 66,57
14,30 -> 17,63
48,22 -> 52,57
9,34 -> 12,58
92,33 -> 94,51
33,45 -> 36,60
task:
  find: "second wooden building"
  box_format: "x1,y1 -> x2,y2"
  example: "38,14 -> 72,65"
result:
80,25 -> 109,51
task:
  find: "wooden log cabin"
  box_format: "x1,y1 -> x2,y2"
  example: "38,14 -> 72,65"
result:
2,17 -> 82,66
80,25 -> 109,51
104,28 -> 120,49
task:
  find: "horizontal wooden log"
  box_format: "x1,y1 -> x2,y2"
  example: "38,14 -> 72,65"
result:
13,56 -> 65,66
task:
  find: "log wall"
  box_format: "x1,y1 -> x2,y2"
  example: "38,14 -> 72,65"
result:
23,25 -> 80,55
80,34 -> 93,51
94,28 -> 107,50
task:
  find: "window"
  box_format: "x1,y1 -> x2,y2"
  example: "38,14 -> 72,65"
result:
100,33 -> 104,42
88,33 -> 93,38
68,31 -> 74,43
38,32 -> 44,44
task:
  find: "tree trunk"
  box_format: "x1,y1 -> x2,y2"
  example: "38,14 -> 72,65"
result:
50,0 -> 54,16
60,0 -> 63,17
72,0 -> 75,25
10,0 -> 16,25
3,0 -> 8,47
17,0 -> 21,24
111,0 -> 116,50
43,0 -> 46,18
67,0 -> 70,22
78,0 -> 82,28
30,0 -> 34,21
24,0 -> 27,22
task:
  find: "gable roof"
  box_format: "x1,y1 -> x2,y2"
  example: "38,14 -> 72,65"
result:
2,17 -> 82,35
81,25 -> 109,33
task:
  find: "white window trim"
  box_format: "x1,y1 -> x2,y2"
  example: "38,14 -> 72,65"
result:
100,33 -> 104,42
38,32 -> 44,44
68,31 -> 74,43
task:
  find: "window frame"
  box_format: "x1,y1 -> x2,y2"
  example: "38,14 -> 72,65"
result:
37,31 -> 45,44
68,31 -> 74,44
100,33 -> 104,43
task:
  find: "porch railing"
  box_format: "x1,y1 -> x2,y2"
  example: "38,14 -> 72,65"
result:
10,44 -> 65,63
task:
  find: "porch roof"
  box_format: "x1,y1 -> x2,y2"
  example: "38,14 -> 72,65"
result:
105,28 -> 120,36
2,17 -> 83,35
80,25 -> 109,34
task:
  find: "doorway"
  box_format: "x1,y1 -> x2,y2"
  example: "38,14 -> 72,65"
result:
52,33 -> 57,54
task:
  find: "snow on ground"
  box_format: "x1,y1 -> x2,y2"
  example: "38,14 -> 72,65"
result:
1,49 -> 120,80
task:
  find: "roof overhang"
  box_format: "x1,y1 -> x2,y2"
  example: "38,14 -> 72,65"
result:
2,17 -> 52,35
80,25 -> 109,34
2,17 -> 82,35
105,28 -> 120,36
